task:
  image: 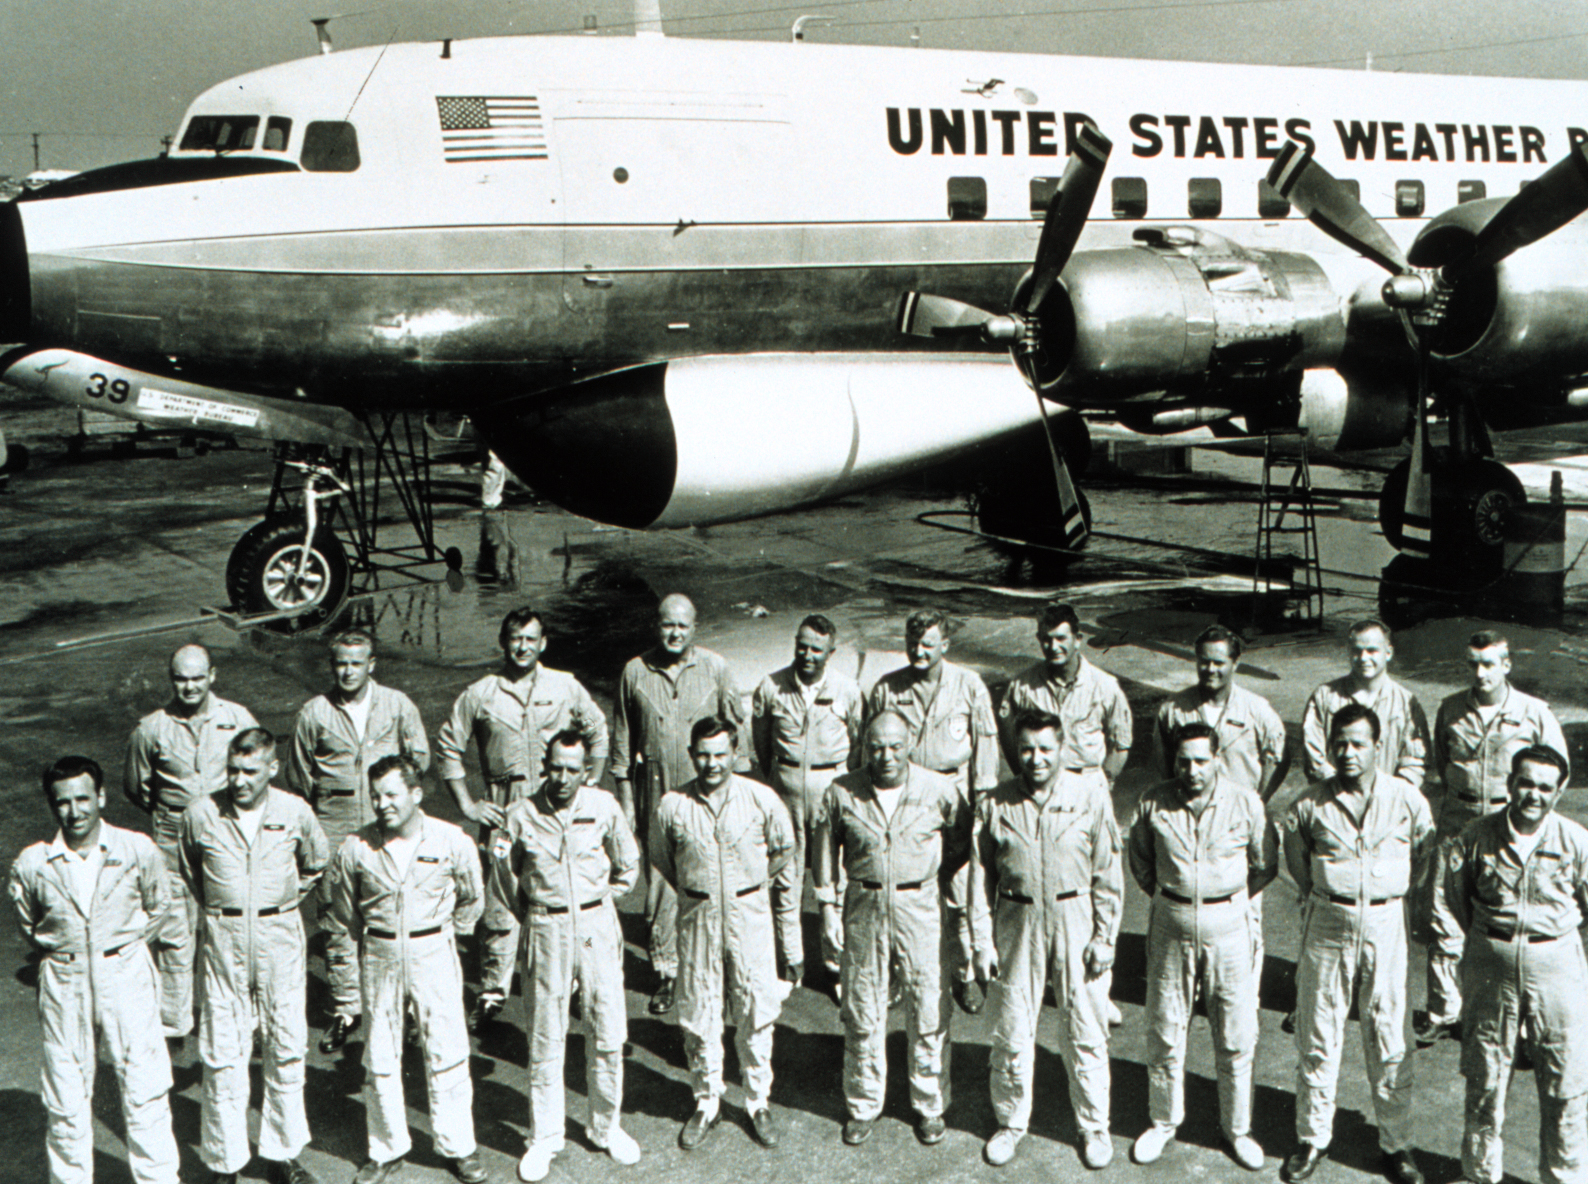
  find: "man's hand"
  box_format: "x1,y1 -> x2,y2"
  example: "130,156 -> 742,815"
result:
821,904 -> 843,963
465,799 -> 505,829
617,780 -> 637,836
1083,940 -> 1113,981
974,945 -> 999,986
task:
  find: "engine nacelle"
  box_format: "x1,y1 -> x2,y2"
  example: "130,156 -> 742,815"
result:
1245,367 -> 1414,452
1032,227 -> 1347,402
473,354 -> 1048,529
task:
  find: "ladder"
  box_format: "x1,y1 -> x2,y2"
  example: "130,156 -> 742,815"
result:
1253,430 -> 1325,629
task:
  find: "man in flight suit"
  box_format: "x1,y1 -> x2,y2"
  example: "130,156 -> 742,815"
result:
1419,629 -> 1567,1045
813,710 -> 969,1148
10,755 -> 180,1184
1445,745 -> 1588,1184
753,613 -> 863,981
288,629 -> 430,1054
868,608 -> 998,1014
329,755 -> 486,1184
1300,620 -> 1429,788
126,643 -> 258,1042
1281,704 -> 1432,1184
496,731 -> 642,1182
651,716 -> 797,1151
1130,722 -> 1278,1172
614,592 -> 744,1016
179,728 -> 329,1184
973,711 -> 1122,1170
436,606 -> 608,1032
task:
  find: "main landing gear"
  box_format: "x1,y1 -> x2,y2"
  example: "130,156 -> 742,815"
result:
223,412 -> 465,634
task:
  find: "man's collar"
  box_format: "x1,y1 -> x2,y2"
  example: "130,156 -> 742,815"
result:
49,826 -> 107,859
647,646 -> 697,672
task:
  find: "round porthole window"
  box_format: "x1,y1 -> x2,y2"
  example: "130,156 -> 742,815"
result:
613,167 -> 629,183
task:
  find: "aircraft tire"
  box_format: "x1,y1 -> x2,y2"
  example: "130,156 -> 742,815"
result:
231,517 -> 350,633
1378,454 -> 1523,560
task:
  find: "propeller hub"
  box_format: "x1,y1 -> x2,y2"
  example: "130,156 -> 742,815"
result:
1381,272 -> 1435,311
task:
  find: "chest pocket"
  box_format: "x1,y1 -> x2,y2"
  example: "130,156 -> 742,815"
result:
363,715 -> 398,750
486,699 -> 528,732
1476,853 -> 1522,902
1212,820 -> 1248,859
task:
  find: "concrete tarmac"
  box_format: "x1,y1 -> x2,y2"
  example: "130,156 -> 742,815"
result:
3,393 -> 1587,1184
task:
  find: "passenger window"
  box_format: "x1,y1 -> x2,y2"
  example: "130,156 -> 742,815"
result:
1188,177 -> 1221,218
301,121 -> 360,172
1457,180 -> 1485,203
947,176 -> 987,221
1029,176 -> 1060,217
1257,179 -> 1290,218
1395,180 -> 1425,217
1112,177 -> 1147,219
180,115 -> 260,153
263,117 -> 293,152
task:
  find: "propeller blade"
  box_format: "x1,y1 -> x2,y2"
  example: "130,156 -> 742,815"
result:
1447,144 -> 1588,281
1034,394 -> 1089,547
1399,342 -> 1434,559
1268,140 -> 1411,275
1023,121 -> 1112,315
896,292 -> 995,338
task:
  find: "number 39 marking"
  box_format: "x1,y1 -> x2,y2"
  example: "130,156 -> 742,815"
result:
85,373 -> 132,404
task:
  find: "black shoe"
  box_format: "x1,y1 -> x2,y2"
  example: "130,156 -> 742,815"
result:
1383,1151 -> 1423,1184
1514,1041 -> 1535,1072
267,1158 -> 320,1184
649,977 -> 676,1015
353,1158 -> 405,1184
166,1035 -> 185,1057
467,995 -> 503,1034
751,1107 -> 780,1148
1412,1015 -> 1457,1047
1283,1144 -> 1327,1182
679,1106 -> 721,1151
843,1117 -> 876,1146
953,978 -> 985,1016
1281,1010 -> 1297,1034
570,992 -> 583,1022
319,1014 -> 361,1053
916,1114 -> 947,1145
450,1151 -> 488,1184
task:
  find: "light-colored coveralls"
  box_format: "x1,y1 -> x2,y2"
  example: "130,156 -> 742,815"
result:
1129,773 -> 1278,1141
972,771 -> 1122,1142
868,660 -> 998,981
494,784 -> 639,1149
651,774 -> 797,1112
1154,684 -> 1286,975
813,763 -> 969,1122
179,788 -> 329,1175
997,656 -> 1133,780
9,823 -> 179,1184
1446,810 -> 1588,1184
1283,772 -> 1433,1153
330,814 -> 482,1166
436,665 -> 608,1000
125,695 -> 257,1036
614,646 -> 743,981
1301,678 -> 1429,788
1426,686 -> 1566,1027
753,663 -> 863,972
289,680 -> 430,1021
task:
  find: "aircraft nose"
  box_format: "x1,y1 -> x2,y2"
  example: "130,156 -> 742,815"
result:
0,201 -> 30,345
471,363 -> 678,529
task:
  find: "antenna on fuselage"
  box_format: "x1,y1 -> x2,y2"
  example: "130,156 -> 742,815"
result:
311,17 -> 334,53
633,0 -> 664,37
792,15 -> 833,41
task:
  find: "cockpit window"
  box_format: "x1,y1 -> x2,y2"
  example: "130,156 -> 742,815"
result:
180,115 -> 260,153
263,117 -> 293,152
301,121 -> 360,172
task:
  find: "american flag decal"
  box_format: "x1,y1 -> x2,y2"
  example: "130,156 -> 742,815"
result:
435,96 -> 547,162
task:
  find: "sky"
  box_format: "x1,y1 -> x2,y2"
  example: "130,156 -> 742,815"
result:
0,0 -> 1583,177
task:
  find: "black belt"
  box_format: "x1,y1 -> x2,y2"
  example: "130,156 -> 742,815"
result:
489,774 -> 528,786
861,879 -> 925,891
51,942 -> 138,962
543,900 -> 603,915
1325,893 -> 1401,907
778,758 -> 840,771
1161,888 -> 1236,905
367,925 -> 444,940
1486,926 -> 1559,944
1001,889 -> 1082,904
1455,790 -> 1508,806
685,883 -> 764,900
218,902 -> 297,917
322,788 -> 358,798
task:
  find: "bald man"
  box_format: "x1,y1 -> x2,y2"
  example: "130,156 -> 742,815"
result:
126,643 -> 258,1042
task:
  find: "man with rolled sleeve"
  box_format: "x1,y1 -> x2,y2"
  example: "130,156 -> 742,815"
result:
614,593 -> 744,1016
868,608 -> 998,1015
179,728 -> 329,1184
11,755 -> 180,1184
813,710 -> 969,1149
329,755 -> 486,1184
973,711 -> 1121,1170
125,643 -> 257,1042
1419,629 -> 1567,1046
753,613 -> 863,979
1300,620 -> 1429,788
651,716 -> 798,1152
1282,704 -> 1432,1184
1129,721 -> 1278,1172
1444,745 -> 1588,1184
436,606 -> 608,1031
289,629 -> 430,1054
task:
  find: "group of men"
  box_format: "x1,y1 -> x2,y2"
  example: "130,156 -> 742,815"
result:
9,597 -> 1588,1184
